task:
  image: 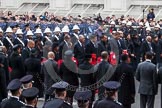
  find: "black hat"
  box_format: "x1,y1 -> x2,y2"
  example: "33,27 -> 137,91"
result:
13,44 -> 22,51
20,75 -> 33,84
22,87 -> 39,101
52,81 -> 69,90
44,99 -> 64,108
52,42 -> 59,49
103,81 -> 121,91
74,90 -> 92,101
7,79 -> 22,90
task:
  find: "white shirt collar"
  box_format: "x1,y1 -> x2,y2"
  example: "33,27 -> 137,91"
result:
10,96 -> 19,100
145,59 -> 151,62
26,104 -> 35,107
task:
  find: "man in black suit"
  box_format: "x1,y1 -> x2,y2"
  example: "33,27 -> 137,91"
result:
85,34 -> 98,56
94,51 -> 113,100
22,40 -> 35,61
0,79 -> 25,108
59,34 -> 72,59
112,54 -> 135,108
42,51 -> 58,101
59,50 -> 79,105
51,42 -> 59,61
74,35 -> 85,65
97,34 -> 111,56
140,36 -> 154,61
136,52 -> 158,108
79,54 -> 96,107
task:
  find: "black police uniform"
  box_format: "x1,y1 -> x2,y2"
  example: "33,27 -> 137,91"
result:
94,97 -> 123,108
20,75 -> 33,102
0,79 -> 25,108
21,87 -> 39,108
44,81 -> 72,108
93,81 -> 123,108
74,89 -> 92,108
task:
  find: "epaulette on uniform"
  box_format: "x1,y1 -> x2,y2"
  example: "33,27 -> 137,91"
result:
18,100 -> 26,105
1,98 -> 8,102
114,100 -> 122,106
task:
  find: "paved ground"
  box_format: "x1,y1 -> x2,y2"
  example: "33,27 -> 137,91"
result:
37,80 -> 162,108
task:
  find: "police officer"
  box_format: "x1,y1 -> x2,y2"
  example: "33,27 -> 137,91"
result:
93,81 -> 123,108
20,75 -> 33,102
0,79 -> 25,108
21,87 -> 39,108
44,81 -> 72,108
74,89 -> 92,108
44,98 -> 64,108
20,75 -> 33,89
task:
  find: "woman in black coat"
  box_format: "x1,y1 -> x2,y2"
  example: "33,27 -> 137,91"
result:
59,50 -> 79,105
0,57 -> 7,102
9,44 -> 25,80
24,48 -> 43,98
111,54 -> 135,108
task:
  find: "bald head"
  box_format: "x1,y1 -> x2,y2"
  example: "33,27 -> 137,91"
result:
146,36 -> 152,42
27,40 -> 35,48
79,35 -> 85,43
48,51 -> 55,59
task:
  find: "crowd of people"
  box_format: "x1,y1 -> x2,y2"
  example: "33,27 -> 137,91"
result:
0,9 -> 162,108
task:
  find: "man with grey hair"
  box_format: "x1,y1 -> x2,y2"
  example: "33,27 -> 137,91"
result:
74,35 -> 86,65
140,35 -> 153,61
85,34 -> 98,56
41,51 -> 58,101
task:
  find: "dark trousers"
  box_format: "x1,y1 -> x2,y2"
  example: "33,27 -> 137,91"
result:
140,94 -> 155,108
123,104 -> 131,108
